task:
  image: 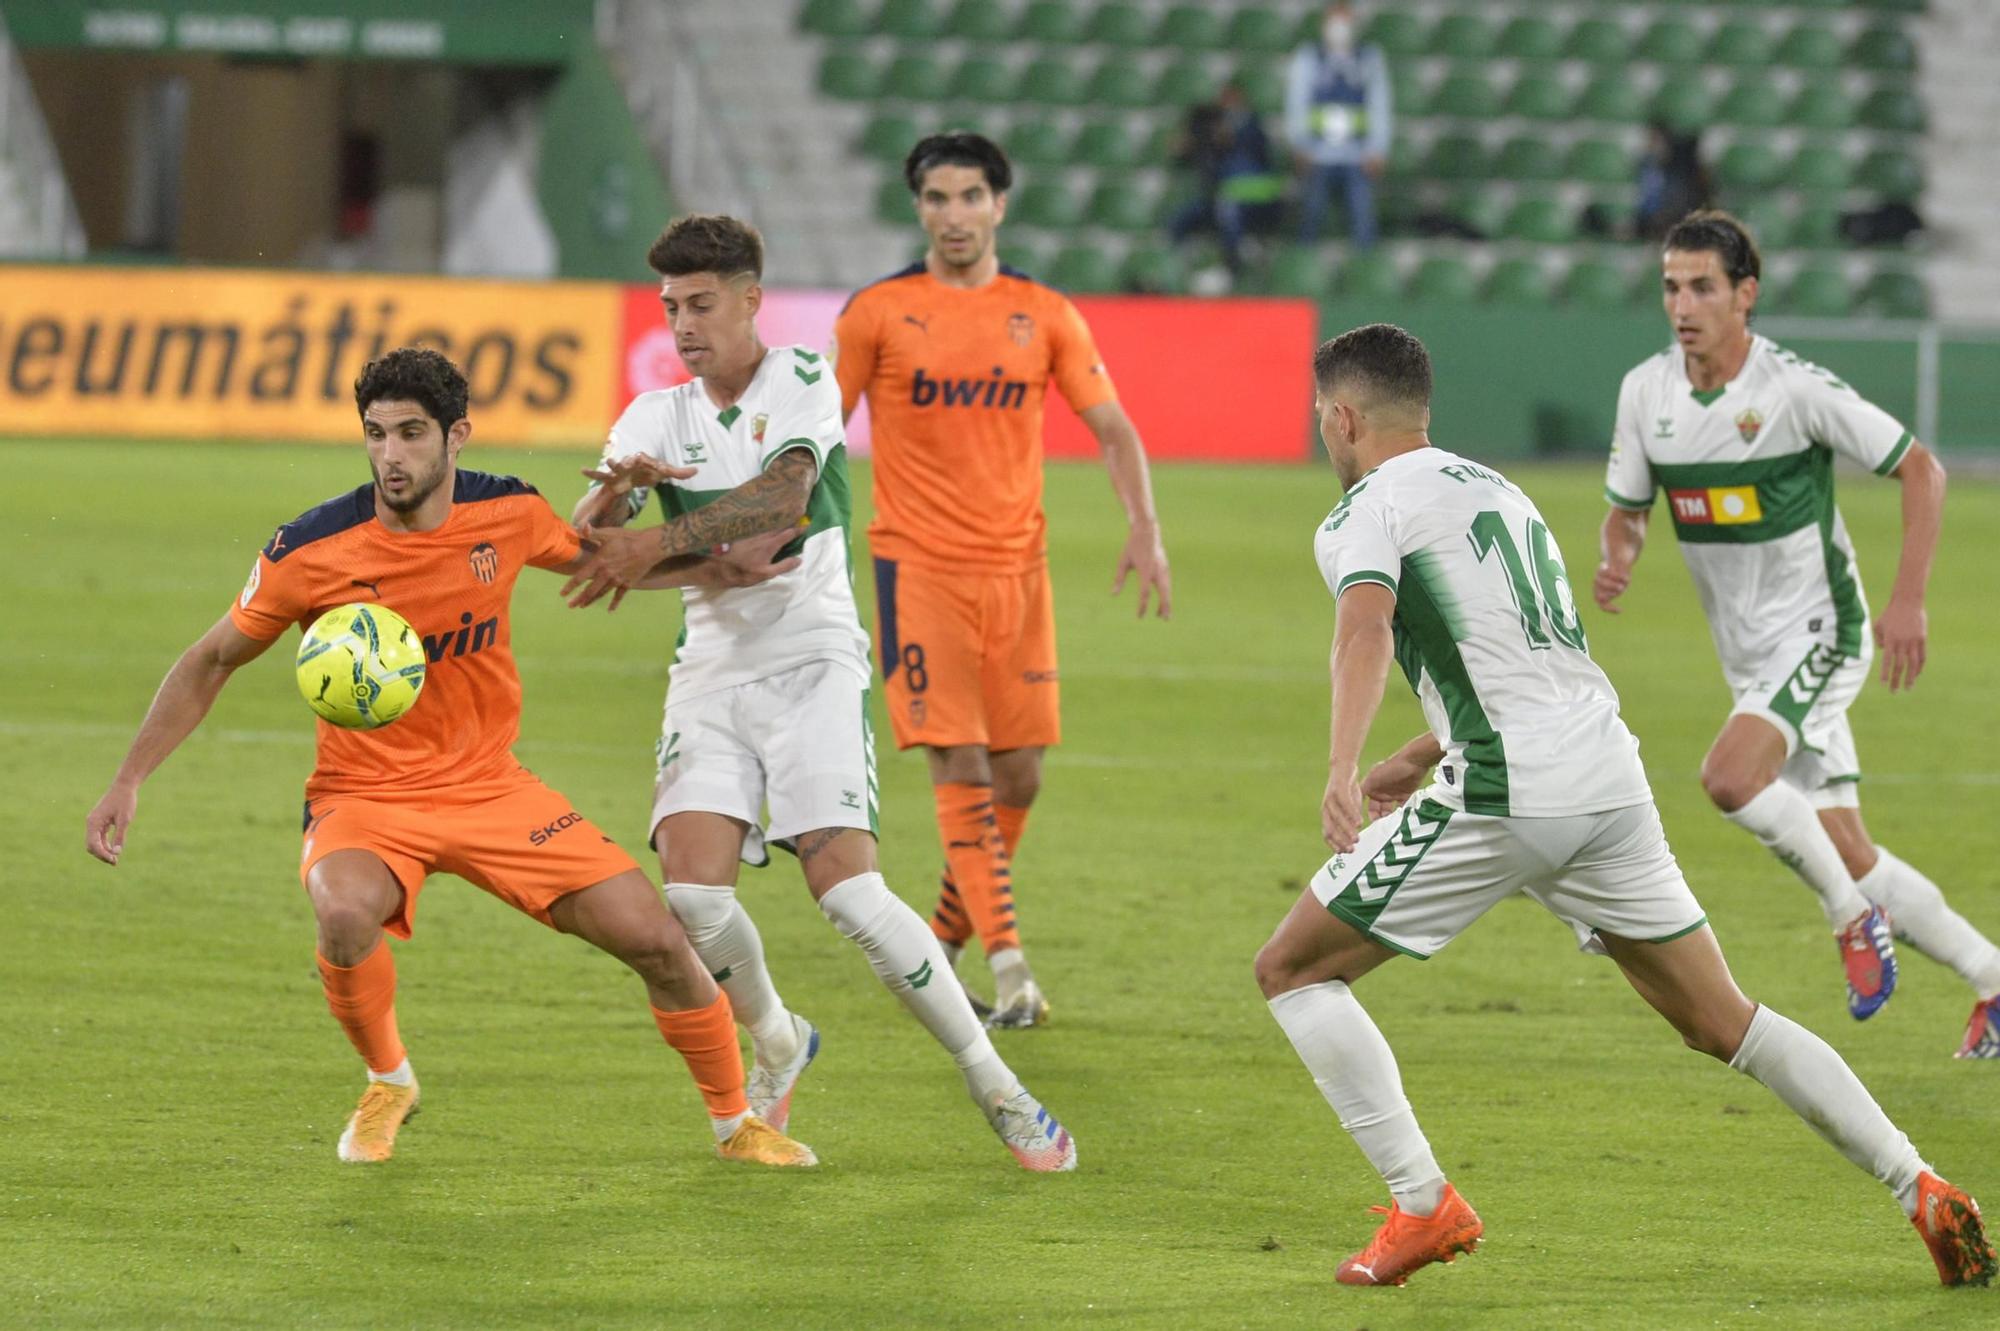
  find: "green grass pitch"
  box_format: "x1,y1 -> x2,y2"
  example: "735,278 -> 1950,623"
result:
4,438 -> 1996,1328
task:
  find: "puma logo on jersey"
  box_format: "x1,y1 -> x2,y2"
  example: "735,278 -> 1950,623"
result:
903,314 -> 930,333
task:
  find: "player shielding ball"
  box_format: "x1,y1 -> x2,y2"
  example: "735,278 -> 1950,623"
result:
1597,210 -> 2000,1048
833,132 -> 1173,1028
84,348 -> 815,1168
1256,324 -> 1992,1288
561,215 -> 1074,1170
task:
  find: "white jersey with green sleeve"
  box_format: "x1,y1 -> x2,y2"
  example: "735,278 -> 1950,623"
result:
1605,334 -> 1913,677
1314,448 -> 1652,818
604,343 -> 870,702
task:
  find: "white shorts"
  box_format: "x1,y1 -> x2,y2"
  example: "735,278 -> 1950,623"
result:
650,658 -> 878,867
1728,637 -> 1867,809
1309,791 -> 1708,960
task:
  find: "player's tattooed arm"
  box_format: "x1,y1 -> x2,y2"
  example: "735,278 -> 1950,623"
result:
571,454 -> 696,529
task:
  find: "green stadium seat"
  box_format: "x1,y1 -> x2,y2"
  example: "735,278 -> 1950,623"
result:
1360,11 -> 1427,58
818,47 -> 882,100
1155,5 -> 1225,51
1792,201 -> 1845,249
1862,0 -> 1926,12
1141,122 -> 1178,168
1226,8 -> 1296,56
1777,267 -> 1852,317
1015,0 -> 1084,44
1707,21 -> 1776,67
1233,62 -> 1285,117
1001,238 -> 1052,280
1494,136 -> 1563,183
1429,13 -> 1496,60
1121,247 -> 1186,294
951,56 -> 1015,104
875,175 -> 914,225
858,112 -> 919,162
1154,60 -> 1218,108
1016,56 -> 1086,106
1070,120 -> 1139,170
1484,258 -> 1552,306
1566,138 -> 1631,186
1635,19 -> 1703,65
1001,120 -> 1065,169
1717,78 -> 1788,129
1562,259 -> 1637,310
1775,25 -> 1843,70
1564,18 -> 1630,65
1504,196 -> 1576,245
1860,87 -> 1926,134
1450,188 -> 1508,239
1858,148 -> 1924,201
1089,56 -> 1154,110
1334,252 -> 1401,304
1391,70 -> 1427,118
1409,256 -> 1478,304
1085,3 -> 1151,48
1576,73 -> 1647,123
1009,181 -> 1084,230
1423,133 -> 1489,181
1428,73 -> 1500,119
1789,143 -> 1853,194
875,0 -> 946,40
1504,68 -> 1573,121
1788,84 -> 1855,131
1851,25 -> 1917,73
883,53 -> 949,101
1495,17 -> 1564,62
800,0 -> 870,39
1733,198 -> 1795,251
1048,245 -> 1120,293
942,0 -> 1010,42
1262,247 -> 1333,299
1718,141 -> 1786,191
1086,175 -> 1158,232
1651,80 -> 1710,132
1859,269 -> 1928,318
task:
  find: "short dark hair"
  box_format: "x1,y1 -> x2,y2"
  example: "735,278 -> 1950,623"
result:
647,213 -> 764,279
904,131 -> 1012,195
1313,323 -> 1432,411
1663,209 -> 1761,285
354,347 -> 468,430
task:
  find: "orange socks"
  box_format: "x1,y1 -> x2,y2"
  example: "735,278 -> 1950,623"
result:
995,803 -> 1030,862
930,782 -> 1020,954
931,799 -> 1034,948
317,943 -> 407,1074
652,991 -> 750,1123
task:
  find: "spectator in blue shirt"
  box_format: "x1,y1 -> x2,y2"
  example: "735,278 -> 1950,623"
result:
1166,80 -> 1284,281
1285,2 -> 1392,248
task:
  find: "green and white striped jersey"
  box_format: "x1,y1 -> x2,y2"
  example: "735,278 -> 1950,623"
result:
604,343 -> 870,702
1314,447 -> 1651,818
1605,335 -> 1912,676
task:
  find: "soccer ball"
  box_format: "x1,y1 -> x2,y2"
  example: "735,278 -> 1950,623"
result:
295,603 -> 427,730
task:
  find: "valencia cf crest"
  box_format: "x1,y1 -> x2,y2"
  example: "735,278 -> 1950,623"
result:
1735,408 -> 1763,444
469,541 -> 499,584
752,413 -> 769,445
1007,312 -> 1034,347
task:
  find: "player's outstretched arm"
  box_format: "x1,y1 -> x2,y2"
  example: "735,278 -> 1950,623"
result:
571,455 -> 697,529
86,615 -> 273,865
1361,732 -> 1447,819
1324,583 -> 1397,852
1594,506 -> 1650,614
1876,441 -> 1945,692
1079,400 -> 1172,619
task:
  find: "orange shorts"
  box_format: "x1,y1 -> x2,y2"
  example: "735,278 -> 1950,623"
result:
298,769 -> 641,939
872,557 -> 1060,751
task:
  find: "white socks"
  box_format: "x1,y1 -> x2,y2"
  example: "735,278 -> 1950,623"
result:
1858,848 -> 2000,1001
1728,1005 -> 1927,1216
368,1058 -> 415,1088
989,945 -> 1032,1005
664,883 -> 799,1066
819,872 -> 1017,1107
1268,980 -> 1447,1216
1723,782 -> 1870,929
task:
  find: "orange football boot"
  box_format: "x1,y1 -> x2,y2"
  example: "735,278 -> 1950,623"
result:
1911,1171 -> 1997,1287
1335,1184 -> 1483,1287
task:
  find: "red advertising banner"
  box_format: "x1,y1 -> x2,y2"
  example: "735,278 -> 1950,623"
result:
618,285 -> 1315,462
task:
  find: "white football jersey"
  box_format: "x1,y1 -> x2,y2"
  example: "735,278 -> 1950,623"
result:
1315,447 -> 1651,818
1605,335 -> 1912,679
604,344 -> 870,701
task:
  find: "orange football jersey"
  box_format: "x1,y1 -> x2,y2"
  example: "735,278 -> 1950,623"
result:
228,470 -> 581,799
834,263 -> 1116,572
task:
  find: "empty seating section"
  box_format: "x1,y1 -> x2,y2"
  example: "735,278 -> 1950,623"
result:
806,0 -> 1928,313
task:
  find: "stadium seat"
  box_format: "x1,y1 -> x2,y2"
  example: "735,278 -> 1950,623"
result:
1015,0 -> 1085,44
1429,13 -> 1496,61
1494,136 -> 1563,183
1391,70 -> 1427,118
1016,56 -> 1086,106
1651,80 -> 1710,132
1777,267 -> 1852,317
1564,18 -> 1630,65
1850,25 -> 1917,73
1428,73 -> 1500,119
1334,251 -> 1402,304
801,0 -> 870,39
1360,11 -> 1427,58
1450,187 -> 1509,240
1009,181 -> 1084,230
1504,70 -> 1573,121
1718,141 -> 1786,191
1566,138 -> 1631,186
1788,84 -> 1855,131
1141,122 -> 1178,168
1233,62 -> 1285,117
1155,5 -> 1225,51
1789,143 -> 1853,194
875,0 -> 946,41
1858,148 -> 1923,202
1717,78 -> 1788,129
1154,60 -> 1219,108
1262,247 -> 1333,299
1792,201 -> 1845,249
1862,0 -> 1926,12
942,0 -> 1010,42
1085,3 -> 1152,48
1495,16 -> 1564,62
1860,87 -> 1925,134
1086,175 -> 1158,232
952,56 -> 1015,104
1001,238 -> 1052,279
875,175 -> 915,224
1635,20 -> 1703,65
1733,198 -> 1795,251
819,47 -> 882,100
1005,119 -> 1068,169
1775,24 -> 1843,70
1409,256 -> 1478,304
1504,196 -> 1575,245
883,53 -> 950,102
1089,57 -> 1154,111
1484,258 -> 1552,306
1561,259 -> 1636,310
1122,247 -> 1186,294
1048,245 -> 1120,293
1859,270 -> 1928,318
1576,73 -> 1647,123
1706,21 -> 1776,68
1423,133 -> 1489,181
1070,120 -> 1140,170
1225,8 -> 1295,55
859,112 -> 919,162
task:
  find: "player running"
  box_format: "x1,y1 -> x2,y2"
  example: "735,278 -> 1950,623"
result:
832,130 -> 1173,1028
83,347 -> 816,1169
1596,210 -> 2000,1048
559,214 -> 1075,1171
1256,323 -> 1993,1289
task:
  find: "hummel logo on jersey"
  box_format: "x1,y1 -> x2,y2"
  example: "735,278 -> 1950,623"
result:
903,314 -> 930,334
840,789 -> 861,809
905,959 -> 934,990
1353,804 -> 1451,903
1780,645 -> 1845,709
912,366 -> 1028,410
658,730 -> 682,769
684,441 -> 708,463
1656,416 -> 1675,438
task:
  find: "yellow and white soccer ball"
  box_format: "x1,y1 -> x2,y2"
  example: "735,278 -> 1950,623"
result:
295,603 -> 427,730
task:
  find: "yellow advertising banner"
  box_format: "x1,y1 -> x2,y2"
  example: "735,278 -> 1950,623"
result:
0,265 -> 622,445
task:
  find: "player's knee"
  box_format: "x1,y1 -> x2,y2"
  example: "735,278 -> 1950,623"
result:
1699,759 -> 1766,813
313,896 -> 388,959
617,926 -> 699,992
1253,940 -> 1302,1000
